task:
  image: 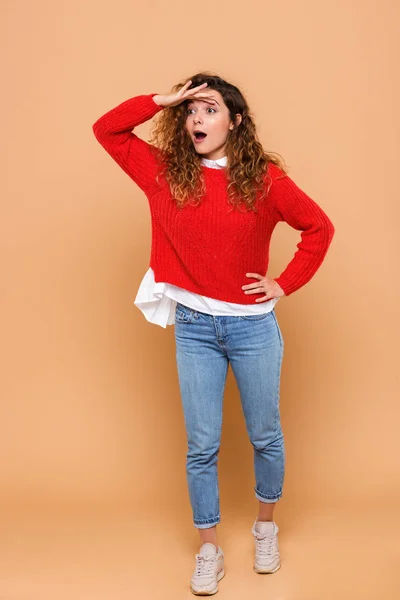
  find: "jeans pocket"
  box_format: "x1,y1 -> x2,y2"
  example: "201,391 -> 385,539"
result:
239,311 -> 271,321
175,303 -> 193,323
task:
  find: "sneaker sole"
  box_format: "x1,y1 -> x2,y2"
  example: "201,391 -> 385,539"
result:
254,563 -> 281,574
190,568 -> 225,596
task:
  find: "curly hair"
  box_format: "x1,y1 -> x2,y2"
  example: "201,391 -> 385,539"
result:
148,72 -> 287,212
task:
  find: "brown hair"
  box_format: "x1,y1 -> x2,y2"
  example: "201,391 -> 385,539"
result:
149,72 -> 287,211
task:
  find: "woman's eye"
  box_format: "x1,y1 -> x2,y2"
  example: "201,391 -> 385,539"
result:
187,108 -> 216,115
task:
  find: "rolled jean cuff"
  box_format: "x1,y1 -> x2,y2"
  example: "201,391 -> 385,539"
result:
255,487 -> 283,503
193,515 -> 221,529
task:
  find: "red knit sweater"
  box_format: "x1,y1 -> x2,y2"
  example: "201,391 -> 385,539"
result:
92,94 -> 335,301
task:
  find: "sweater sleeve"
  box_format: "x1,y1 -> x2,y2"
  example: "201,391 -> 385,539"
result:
92,93 -> 165,194
269,166 -> 335,296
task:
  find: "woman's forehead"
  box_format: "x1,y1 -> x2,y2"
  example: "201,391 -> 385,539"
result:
187,98 -> 220,107
187,90 -> 224,106
188,88 -> 223,104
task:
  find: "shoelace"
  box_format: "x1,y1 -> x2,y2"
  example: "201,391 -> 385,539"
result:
254,533 -> 278,557
195,553 -> 217,577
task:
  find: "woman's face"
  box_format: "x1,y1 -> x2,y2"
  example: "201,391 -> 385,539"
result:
185,89 -> 241,160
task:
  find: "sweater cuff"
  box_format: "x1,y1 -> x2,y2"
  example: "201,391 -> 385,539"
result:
274,276 -> 296,297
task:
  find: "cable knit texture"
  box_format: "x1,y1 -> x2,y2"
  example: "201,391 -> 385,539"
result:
92,94 -> 335,300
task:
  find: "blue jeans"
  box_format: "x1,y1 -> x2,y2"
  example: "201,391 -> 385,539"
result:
174,302 -> 285,529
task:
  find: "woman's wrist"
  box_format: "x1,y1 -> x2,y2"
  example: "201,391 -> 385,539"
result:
152,94 -> 165,106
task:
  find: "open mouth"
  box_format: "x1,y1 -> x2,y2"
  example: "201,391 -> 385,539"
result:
194,131 -> 207,143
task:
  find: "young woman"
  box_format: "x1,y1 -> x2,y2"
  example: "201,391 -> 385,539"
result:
92,73 -> 335,596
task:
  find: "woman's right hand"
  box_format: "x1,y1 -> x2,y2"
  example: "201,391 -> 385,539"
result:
153,80 -> 217,108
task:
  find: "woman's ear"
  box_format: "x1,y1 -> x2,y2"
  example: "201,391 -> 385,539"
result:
236,113 -> 243,126
230,114 -> 242,130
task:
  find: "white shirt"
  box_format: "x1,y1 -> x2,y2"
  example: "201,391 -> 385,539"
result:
134,156 -> 279,328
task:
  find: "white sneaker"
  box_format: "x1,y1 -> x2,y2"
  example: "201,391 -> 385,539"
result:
190,542 -> 225,596
251,520 -> 281,573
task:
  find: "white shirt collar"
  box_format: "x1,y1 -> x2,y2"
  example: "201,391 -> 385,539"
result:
200,156 -> 228,169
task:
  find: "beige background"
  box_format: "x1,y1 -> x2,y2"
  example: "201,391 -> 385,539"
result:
1,0 -> 399,598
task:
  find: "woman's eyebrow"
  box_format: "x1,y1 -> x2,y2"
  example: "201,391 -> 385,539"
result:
187,99 -> 220,106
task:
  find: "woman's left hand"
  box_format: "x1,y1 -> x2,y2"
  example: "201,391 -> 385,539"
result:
241,272 -> 286,303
